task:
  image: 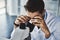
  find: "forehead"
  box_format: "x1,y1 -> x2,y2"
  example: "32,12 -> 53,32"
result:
27,11 -> 40,18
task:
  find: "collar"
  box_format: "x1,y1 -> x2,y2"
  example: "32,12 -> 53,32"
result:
44,11 -> 47,21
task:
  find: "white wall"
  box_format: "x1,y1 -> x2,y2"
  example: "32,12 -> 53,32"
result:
7,0 -> 18,16
44,0 -> 59,16
20,0 -> 28,15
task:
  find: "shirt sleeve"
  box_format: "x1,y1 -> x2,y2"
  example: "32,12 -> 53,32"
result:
44,22 -> 60,40
11,27 -> 29,40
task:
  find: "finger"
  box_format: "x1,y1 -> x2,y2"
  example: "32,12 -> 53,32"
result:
32,22 -> 40,24
34,15 -> 43,20
24,16 -> 31,21
32,22 -> 40,27
18,16 -> 31,22
15,19 -> 21,25
18,16 -> 26,21
17,17 -> 25,23
17,18 -> 22,22
31,18 -> 42,23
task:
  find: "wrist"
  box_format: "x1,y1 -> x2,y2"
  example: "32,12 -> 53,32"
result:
14,22 -> 19,27
41,25 -> 51,38
45,31 -> 51,38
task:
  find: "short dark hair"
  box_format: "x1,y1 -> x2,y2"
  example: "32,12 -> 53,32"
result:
24,0 -> 45,13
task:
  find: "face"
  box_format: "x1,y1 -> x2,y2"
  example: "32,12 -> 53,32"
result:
27,11 -> 43,19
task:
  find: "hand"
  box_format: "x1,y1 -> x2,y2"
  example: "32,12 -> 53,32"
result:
31,15 -> 51,38
31,15 -> 44,27
14,15 -> 31,28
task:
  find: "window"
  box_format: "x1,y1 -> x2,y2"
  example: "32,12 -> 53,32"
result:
44,0 -> 59,16
7,0 -> 28,16
0,0 -> 6,14
20,0 -> 28,15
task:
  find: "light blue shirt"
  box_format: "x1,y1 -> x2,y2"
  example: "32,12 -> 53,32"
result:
0,11 -> 60,40
30,12 -> 60,40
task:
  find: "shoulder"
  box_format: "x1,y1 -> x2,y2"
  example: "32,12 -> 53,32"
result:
46,12 -> 60,27
46,12 -> 60,22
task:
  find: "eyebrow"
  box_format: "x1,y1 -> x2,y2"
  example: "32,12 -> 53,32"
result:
33,14 -> 41,17
32,15 -> 40,19
32,18 -> 39,19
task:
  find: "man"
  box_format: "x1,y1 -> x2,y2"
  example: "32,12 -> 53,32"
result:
11,0 -> 60,40
12,0 -> 60,40
9,0 -> 60,40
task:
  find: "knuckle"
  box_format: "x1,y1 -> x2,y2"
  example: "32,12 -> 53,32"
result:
16,18 -> 22,23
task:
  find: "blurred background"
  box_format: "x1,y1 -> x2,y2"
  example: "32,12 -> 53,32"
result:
0,0 -> 60,39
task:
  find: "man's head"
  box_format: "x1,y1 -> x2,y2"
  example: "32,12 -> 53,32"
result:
24,0 -> 45,18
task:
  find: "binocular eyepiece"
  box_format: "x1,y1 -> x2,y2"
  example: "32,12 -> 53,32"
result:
20,22 -> 35,32
19,16 -> 35,32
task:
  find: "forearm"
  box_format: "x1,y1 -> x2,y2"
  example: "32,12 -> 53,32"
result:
40,22 -> 51,38
41,26 -> 50,38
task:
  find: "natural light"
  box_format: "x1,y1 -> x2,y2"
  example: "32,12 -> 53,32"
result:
0,0 -> 5,14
